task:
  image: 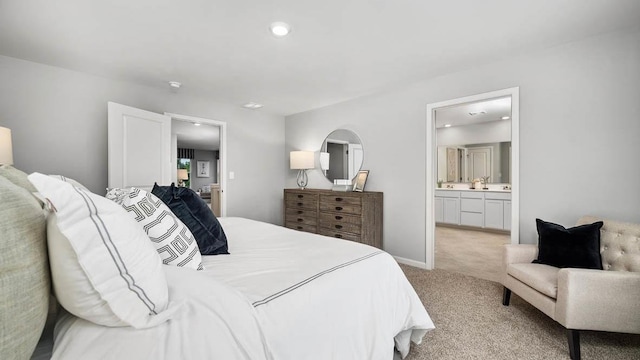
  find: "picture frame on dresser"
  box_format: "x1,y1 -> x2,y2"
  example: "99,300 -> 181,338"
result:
352,170 -> 369,192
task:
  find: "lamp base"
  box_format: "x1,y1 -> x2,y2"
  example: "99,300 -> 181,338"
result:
296,169 -> 308,189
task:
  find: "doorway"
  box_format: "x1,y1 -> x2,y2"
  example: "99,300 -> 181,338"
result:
425,87 -> 520,270
166,113 -> 227,217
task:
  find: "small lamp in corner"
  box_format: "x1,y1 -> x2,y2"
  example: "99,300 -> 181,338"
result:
177,169 -> 189,187
0,126 -> 13,165
290,151 -> 314,189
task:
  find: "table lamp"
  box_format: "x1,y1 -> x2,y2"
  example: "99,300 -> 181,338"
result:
290,151 -> 314,189
177,169 -> 189,187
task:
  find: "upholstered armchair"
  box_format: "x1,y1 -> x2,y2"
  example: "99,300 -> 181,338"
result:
502,216 -> 640,360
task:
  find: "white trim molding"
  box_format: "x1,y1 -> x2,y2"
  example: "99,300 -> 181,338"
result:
425,87 -> 520,270
165,112 -> 228,217
393,256 -> 428,270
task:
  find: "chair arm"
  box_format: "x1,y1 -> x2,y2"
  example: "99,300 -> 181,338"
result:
555,269 -> 640,333
502,244 -> 538,285
503,244 -> 538,267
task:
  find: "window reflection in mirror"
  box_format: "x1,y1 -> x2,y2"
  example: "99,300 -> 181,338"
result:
320,129 -> 364,183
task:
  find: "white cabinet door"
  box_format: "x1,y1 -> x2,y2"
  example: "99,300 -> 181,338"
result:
468,147 -> 491,180
485,200 -> 504,229
443,198 -> 459,224
504,201 -> 512,230
108,102 -> 171,191
434,197 -> 444,223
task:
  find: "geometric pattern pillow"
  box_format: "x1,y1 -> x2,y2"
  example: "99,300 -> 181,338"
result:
114,188 -> 204,271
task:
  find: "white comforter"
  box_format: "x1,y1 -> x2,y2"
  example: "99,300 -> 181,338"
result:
52,217 -> 434,359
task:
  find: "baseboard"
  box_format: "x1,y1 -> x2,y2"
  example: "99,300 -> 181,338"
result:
393,256 -> 428,269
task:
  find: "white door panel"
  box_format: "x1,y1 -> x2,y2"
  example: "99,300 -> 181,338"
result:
108,102 -> 171,191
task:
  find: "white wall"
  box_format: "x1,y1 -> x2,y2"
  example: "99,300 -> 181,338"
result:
436,120 -> 511,146
285,29 -> 640,263
0,55 -> 286,225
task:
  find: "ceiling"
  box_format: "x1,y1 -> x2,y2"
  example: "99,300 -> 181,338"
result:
435,97 -> 511,128
1,1 -> 639,116
172,119 -> 220,151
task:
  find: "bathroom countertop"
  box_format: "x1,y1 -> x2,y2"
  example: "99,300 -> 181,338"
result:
436,187 -> 511,193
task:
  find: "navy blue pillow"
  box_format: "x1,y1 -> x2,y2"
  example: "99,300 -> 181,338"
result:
533,219 -> 603,269
152,183 -> 229,255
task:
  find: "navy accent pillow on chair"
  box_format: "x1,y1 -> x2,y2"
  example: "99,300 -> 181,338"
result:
533,218 -> 603,269
152,183 -> 229,255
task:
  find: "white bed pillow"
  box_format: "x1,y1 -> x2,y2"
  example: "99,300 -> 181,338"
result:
28,173 -> 170,328
111,187 -> 204,271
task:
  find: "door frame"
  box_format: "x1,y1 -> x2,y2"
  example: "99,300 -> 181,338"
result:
425,87 -> 520,270
165,112 -> 228,217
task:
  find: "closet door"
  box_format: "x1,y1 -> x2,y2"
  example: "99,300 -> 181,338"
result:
108,102 -> 171,191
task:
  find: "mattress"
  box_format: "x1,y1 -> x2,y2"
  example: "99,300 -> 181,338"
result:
52,217 -> 434,359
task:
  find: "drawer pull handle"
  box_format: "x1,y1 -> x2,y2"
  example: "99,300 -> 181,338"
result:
334,234 -> 343,239
297,210 -> 303,215
335,225 -> 343,229
297,218 -> 304,222
335,215 -> 343,220
297,195 -> 304,199
335,197 -> 343,202
335,206 -> 343,211
297,226 -> 303,230
297,202 -> 303,206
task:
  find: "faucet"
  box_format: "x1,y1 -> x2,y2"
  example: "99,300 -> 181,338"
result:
480,176 -> 490,189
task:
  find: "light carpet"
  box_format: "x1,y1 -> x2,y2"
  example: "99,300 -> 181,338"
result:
400,265 -> 640,359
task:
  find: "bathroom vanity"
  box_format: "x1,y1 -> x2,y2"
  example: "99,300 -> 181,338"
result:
435,189 -> 511,231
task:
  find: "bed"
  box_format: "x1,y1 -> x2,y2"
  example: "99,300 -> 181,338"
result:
0,166 -> 434,360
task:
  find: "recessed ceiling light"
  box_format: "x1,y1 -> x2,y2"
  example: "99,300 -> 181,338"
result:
193,122 -> 201,126
168,81 -> 181,89
243,102 -> 264,110
501,116 -> 510,120
444,124 -> 452,128
468,110 -> 486,116
270,22 -> 291,37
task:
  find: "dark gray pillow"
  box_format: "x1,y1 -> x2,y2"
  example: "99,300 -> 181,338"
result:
533,218 -> 603,269
152,183 -> 229,255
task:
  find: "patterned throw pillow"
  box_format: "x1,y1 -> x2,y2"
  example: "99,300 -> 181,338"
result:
108,187 -> 204,271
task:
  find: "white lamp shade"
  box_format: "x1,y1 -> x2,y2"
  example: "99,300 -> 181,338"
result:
319,152 -> 330,170
0,127 -> 13,165
290,151 -> 314,170
177,169 -> 189,181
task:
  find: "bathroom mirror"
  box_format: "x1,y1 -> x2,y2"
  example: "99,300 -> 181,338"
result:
320,129 -> 364,183
436,142 -> 511,184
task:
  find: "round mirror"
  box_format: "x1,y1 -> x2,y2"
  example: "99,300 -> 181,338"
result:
320,129 -> 364,183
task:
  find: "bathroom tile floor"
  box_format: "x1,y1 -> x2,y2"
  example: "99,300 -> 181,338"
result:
435,226 -> 511,283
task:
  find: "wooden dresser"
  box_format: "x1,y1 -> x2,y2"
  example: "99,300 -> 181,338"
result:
283,188 -> 383,249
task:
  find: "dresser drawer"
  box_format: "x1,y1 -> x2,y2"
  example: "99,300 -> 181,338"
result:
319,195 -> 362,215
286,191 -> 318,203
285,222 -> 317,233
285,197 -> 318,210
319,214 -> 362,234
285,207 -> 317,218
318,228 -> 361,242
285,213 -> 317,226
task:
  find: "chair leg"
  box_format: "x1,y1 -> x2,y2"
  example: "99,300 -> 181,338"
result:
502,287 -> 511,306
567,329 -> 581,360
